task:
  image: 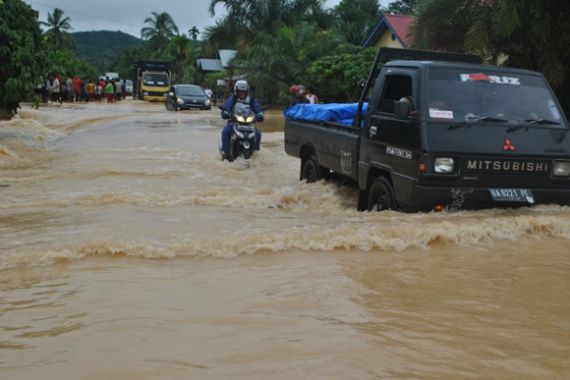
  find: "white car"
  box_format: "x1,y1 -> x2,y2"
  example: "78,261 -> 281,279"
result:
125,80 -> 133,95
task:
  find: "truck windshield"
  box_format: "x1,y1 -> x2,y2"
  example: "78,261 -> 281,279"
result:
426,68 -> 565,127
143,73 -> 168,86
177,86 -> 204,96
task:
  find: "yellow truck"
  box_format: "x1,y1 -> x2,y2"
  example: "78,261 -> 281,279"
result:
134,61 -> 171,102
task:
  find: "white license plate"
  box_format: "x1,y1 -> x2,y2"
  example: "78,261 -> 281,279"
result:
489,188 -> 534,203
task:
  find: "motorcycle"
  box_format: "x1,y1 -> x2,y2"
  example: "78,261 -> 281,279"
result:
219,106 -> 260,162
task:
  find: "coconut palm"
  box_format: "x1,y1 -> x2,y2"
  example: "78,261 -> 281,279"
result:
237,24 -> 344,104
412,0 -> 570,117
165,34 -> 200,82
332,0 -> 382,45
188,26 -> 200,41
206,0 -> 328,47
141,12 -> 179,42
40,7 -> 73,49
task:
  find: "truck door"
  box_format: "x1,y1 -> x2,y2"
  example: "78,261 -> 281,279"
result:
360,68 -> 421,207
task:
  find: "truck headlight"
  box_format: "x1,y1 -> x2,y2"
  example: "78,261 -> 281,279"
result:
434,157 -> 455,173
552,160 -> 570,177
177,97 -> 184,105
143,92 -> 149,96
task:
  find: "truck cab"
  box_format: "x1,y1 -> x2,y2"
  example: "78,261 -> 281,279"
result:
284,48 -> 570,212
134,61 -> 172,102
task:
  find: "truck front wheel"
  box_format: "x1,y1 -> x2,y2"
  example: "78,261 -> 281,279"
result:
301,156 -> 321,183
367,177 -> 397,211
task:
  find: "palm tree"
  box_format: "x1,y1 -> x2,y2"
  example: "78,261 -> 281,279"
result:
206,0 -> 327,46
237,24 -> 343,104
412,0 -> 570,117
165,34 -> 200,82
188,26 -> 200,41
40,8 -> 73,49
141,12 -> 179,43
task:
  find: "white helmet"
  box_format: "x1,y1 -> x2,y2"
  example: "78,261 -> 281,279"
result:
234,80 -> 249,95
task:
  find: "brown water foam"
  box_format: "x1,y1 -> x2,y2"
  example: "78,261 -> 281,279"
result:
2,208 -> 569,268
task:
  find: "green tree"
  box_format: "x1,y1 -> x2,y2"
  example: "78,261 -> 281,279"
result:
385,0 -> 418,15
0,0 -> 44,119
237,24 -> 345,104
44,49 -> 98,80
412,0 -> 570,116
164,35 -> 200,83
40,7 -> 73,49
206,0 -> 327,48
411,0 -> 477,52
140,12 -> 179,52
112,47 -> 147,80
307,47 -> 377,102
332,0 -> 381,45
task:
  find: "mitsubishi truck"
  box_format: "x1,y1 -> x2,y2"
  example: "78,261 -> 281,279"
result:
134,61 -> 171,102
284,48 -> 570,212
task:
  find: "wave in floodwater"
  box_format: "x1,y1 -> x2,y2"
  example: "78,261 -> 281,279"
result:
2,105 -> 570,269
2,206 -> 569,269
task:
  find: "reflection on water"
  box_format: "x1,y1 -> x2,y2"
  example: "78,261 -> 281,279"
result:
1,100 -> 569,379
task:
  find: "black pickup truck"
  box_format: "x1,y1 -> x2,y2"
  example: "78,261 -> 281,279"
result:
284,48 -> 570,212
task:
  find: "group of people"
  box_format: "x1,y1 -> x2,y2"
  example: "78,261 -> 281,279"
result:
40,74 -> 128,104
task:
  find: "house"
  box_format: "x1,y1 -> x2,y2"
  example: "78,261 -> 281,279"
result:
196,49 -> 237,73
362,14 -> 415,48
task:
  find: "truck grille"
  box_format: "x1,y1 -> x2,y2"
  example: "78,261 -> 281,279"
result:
147,91 -> 166,97
462,158 -> 550,175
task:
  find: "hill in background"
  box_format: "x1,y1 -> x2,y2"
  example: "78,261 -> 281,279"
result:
73,31 -> 142,73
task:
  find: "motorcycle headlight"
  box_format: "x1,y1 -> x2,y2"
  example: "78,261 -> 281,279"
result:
434,157 -> 455,173
236,115 -> 246,123
245,115 -> 256,123
177,97 -> 184,105
552,160 -> 570,177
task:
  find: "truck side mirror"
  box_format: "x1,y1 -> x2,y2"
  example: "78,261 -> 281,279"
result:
394,101 -> 411,121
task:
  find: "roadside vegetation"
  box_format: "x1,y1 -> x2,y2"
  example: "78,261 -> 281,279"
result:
1,0 -> 568,119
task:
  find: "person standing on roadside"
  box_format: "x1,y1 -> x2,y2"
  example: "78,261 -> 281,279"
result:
86,80 -> 95,101
73,75 -> 81,102
66,76 -> 74,102
105,81 -> 115,103
52,75 -> 61,104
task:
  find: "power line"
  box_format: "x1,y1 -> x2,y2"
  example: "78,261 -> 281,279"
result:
27,0 -> 142,32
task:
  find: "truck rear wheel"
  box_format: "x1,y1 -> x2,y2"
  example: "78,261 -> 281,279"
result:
301,156 -> 321,183
367,177 -> 397,211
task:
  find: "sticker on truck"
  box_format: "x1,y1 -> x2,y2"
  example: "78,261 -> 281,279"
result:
429,108 -> 454,120
460,73 -> 521,85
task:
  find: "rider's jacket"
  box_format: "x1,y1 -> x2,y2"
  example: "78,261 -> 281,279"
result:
222,95 -> 262,122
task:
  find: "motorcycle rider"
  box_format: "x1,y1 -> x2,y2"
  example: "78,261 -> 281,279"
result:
220,80 -> 264,160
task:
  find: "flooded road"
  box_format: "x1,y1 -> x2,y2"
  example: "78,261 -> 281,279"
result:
1,100 -> 569,379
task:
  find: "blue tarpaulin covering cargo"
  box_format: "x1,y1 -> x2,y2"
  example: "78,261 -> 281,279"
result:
284,103 -> 368,128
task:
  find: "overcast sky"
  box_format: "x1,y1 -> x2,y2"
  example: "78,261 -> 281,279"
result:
24,0 -> 393,38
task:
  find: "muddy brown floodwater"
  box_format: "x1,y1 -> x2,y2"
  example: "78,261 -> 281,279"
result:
1,100 -> 569,380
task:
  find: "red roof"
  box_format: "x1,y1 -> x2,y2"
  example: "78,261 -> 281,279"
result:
384,15 -> 415,48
